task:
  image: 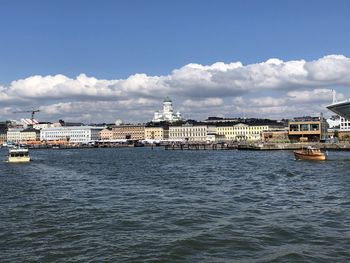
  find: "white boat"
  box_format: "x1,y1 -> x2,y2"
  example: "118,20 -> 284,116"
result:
7,148 -> 31,163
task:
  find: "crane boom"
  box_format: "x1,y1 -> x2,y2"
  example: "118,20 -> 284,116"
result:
13,109 -> 40,126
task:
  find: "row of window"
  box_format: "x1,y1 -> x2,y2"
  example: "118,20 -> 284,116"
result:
217,127 -> 267,131
218,131 -> 261,135
170,133 -> 206,137
170,128 -> 207,132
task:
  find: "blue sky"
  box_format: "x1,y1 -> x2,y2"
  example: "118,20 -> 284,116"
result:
1,0 -> 350,122
1,0 -> 349,84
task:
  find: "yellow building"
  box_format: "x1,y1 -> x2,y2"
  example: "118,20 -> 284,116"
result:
20,128 -> 40,142
144,127 -> 169,140
0,132 -> 6,145
216,123 -> 269,141
7,128 -> 40,143
99,128 -> 113,140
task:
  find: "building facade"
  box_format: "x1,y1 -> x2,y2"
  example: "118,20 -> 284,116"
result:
288,117 -> 327,142
153,97 -> 182,123
112,124 -> 145,140
20,128 -> 40,142
340,117 -> 350,131
169,124 -> 209,142
7,129 -> 22,143
216,123 -> 269,141
144,127 -> 169,140
0,122 -> 7,145
99,128 -> 113,140
40,126 -> 104,143
261,130 -> 289,142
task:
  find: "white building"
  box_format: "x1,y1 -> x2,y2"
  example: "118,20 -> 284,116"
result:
153,97 -> 182,123
169,124 -> 211,142
340,117 -> 350,131
40,126 -> 104,143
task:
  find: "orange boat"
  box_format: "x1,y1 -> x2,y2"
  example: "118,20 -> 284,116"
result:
294,146 -> 326,161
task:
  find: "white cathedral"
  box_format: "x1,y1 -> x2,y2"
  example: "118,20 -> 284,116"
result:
152,97 -> 182,123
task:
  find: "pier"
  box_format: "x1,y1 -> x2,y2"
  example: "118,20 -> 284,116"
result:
164,143 -> 236,150
164,142 -> 350,151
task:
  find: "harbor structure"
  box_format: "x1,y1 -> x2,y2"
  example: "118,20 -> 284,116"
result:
152,97 -> 182,123
112,124 -> 145,140
40,126 -> 104,144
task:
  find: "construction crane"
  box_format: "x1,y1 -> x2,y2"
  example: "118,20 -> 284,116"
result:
13,109 -> 40,127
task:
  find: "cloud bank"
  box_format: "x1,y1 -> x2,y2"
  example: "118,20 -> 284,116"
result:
1,55 -> 349,123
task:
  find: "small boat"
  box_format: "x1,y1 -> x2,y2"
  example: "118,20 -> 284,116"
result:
7,148 -> 31,163
294,146 -> 326,161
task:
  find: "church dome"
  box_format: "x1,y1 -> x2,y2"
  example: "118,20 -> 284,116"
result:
163,96 -> 172,103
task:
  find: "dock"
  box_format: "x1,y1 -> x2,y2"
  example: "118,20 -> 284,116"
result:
164,142 -> 350,151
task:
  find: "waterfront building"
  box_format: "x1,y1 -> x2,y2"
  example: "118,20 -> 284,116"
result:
288,116 -> 327,142
152,97 -> 182,123
216,123 -> 269,141
7,128 -> 39,144
0,122 -> 7,145
99,128 -> 113,140
0,132 -> 6,145
20,128 -> 40,142
40,126 -> 104,143
144,126 -> 169,141
169,123 -> 210,142
261,130 -> 289,142
7,128 -> 22,143
112,124 -> 145,140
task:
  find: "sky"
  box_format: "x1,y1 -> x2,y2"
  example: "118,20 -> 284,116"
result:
1,0 -> 350,123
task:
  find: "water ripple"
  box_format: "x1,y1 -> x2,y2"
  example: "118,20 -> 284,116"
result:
0,148 -> 350,262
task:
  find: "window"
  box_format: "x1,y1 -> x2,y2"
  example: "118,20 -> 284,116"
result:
290,124 -> 299,131
310,124 -> 319,131
300,124 -> 309,131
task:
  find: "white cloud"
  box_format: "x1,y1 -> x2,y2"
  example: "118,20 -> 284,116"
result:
183,98 -> 224,108
1,55 -> 350,122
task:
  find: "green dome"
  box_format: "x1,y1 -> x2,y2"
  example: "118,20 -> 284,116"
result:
163,96 -> 172,103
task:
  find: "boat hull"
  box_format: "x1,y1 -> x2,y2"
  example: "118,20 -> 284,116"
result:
8,156 -> 31,163
294,151 -> 326,161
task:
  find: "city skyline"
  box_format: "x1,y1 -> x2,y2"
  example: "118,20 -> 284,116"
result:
1,0 -> 350,122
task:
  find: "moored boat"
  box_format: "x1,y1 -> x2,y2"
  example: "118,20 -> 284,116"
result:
7,148 -> 31,163
294,146 -> 326,161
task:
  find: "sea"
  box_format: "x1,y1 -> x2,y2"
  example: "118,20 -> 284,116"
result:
0,147 -> 350,263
